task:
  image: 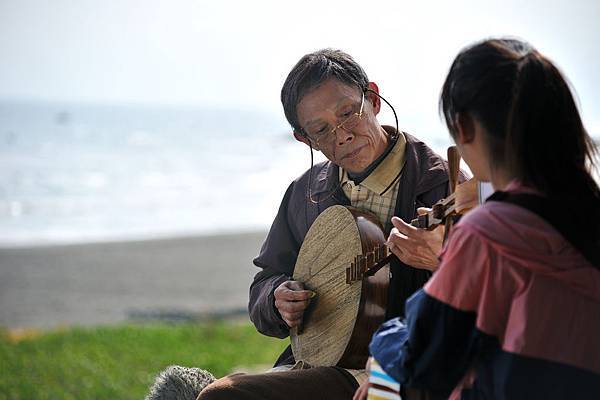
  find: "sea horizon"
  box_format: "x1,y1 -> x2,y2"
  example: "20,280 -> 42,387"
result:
0,99 -> 320,247
1,99 -> 597,249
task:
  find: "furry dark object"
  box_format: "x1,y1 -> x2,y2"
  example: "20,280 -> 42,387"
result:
145,365 -> 215,400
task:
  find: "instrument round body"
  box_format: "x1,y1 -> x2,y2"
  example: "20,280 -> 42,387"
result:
291,205 -> 389,369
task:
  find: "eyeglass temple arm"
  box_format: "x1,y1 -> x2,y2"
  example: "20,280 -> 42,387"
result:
365,88 -> 399,140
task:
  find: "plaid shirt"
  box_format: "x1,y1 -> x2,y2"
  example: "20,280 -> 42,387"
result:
340,132 -> 407,234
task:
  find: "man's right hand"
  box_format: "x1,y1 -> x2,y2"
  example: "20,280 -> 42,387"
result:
274,280 -> 315,328
386,209 -> 443,272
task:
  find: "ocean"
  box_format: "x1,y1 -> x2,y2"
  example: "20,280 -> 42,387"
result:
2,100 -> 597,249
0,101 -> 324,247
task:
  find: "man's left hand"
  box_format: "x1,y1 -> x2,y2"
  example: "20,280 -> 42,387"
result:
386,210 -> 444,272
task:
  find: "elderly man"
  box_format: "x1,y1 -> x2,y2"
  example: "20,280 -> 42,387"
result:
198,49 -> 460,400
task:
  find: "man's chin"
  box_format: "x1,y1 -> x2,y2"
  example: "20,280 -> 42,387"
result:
341,161 -> 368,174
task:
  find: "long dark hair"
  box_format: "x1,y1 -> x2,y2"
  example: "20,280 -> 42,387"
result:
440,38 -> 599,229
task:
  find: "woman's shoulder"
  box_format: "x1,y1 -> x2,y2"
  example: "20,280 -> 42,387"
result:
450,188 -> 592,271
457,188 -> 553,240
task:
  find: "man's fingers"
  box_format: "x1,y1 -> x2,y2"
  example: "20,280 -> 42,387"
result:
281,308 -> 305,328
281,310 -> 304,321
391,216 -> 417,234
417,207 -> 431,216
276,295 -> 311,328
275,280 -> 316,301
386,228 -> 409,248
275,298 -> 310,314
284,316 -> 303,328
274,280 -> 316,326
286,280 -> 305,291
280,289 -> 315,301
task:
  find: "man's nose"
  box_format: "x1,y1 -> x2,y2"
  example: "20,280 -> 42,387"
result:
335,126 -> 354,145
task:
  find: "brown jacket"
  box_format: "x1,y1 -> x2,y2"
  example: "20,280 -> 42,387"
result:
248,131 -> 465,366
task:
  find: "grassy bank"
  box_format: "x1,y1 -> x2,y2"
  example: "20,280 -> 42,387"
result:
0,321 -> 287,400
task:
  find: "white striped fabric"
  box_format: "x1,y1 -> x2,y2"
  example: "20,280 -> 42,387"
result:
367,357 -> 401,400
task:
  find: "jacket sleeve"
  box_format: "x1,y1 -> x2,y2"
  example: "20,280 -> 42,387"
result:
369,289 -> 478,397
248,182 -> 302,338
248,269 -> 290,338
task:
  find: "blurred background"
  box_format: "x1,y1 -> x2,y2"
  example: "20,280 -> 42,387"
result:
1,0 -> 598,248
1,1 -> 598,398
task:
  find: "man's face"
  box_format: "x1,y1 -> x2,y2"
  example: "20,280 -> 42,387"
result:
296,79 -> 389,174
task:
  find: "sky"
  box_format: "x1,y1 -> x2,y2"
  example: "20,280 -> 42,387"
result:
0,0 -> 599,138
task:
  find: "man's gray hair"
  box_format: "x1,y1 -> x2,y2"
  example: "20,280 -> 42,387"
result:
145,365 -> 215,400
281,48 -> 369,135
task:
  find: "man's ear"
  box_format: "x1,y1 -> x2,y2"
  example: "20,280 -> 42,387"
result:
366,82 -> 381,115
293,130 -> 316,148
454,112 -> 476,144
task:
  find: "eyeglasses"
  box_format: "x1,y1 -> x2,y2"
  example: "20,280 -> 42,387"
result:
303,91 -> 365,148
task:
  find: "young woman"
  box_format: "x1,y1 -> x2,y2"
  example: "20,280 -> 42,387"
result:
355,38 -> 600,400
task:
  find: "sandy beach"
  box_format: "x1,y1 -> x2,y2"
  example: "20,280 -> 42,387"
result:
0,231 -> 267,329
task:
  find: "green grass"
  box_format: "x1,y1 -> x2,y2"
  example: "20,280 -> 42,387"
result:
0,321 -> 288,400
